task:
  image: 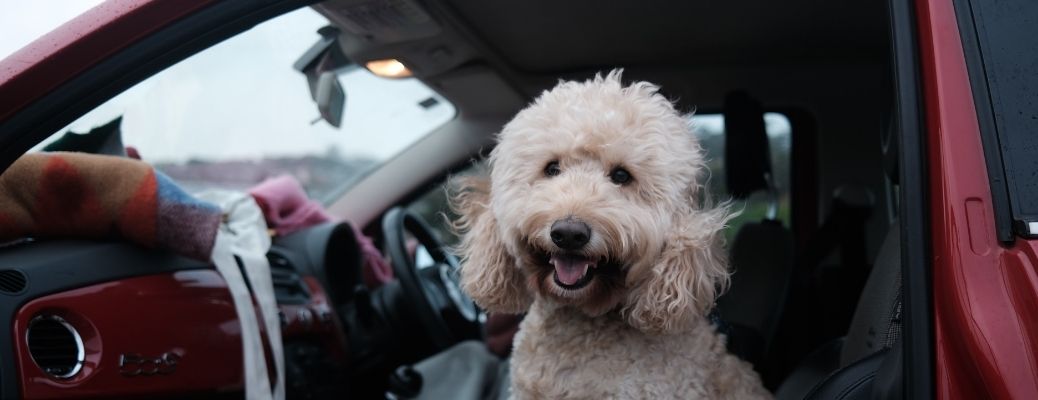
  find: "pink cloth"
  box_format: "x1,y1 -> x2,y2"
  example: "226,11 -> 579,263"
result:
248,175 -> 393,287
248,175 -> 333,236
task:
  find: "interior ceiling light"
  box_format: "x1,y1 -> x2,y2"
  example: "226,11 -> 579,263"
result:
365,59 -> 412,79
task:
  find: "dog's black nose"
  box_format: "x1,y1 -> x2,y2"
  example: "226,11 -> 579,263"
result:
550,219 -> 591,250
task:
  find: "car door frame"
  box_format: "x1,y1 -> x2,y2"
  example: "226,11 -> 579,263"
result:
0,1 -> 317,397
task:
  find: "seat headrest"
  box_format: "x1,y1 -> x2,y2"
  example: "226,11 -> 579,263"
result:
723,91 -> 772,199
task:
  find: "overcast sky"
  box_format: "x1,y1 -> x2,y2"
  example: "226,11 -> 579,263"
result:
4,3 -> 453,165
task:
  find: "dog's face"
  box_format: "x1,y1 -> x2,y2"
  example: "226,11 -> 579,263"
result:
490,76 -> 704,316
453,71 -> 731,333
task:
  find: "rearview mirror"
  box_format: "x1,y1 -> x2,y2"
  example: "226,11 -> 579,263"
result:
315,72 -> 345,128
295,26 -> 353,128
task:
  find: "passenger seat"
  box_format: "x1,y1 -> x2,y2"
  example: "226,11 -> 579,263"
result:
775,106 -> 904,400
775,224 -> 902,400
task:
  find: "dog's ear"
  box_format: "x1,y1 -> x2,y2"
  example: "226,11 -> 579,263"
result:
621,203 -> 731,334
449,175 -> 532,314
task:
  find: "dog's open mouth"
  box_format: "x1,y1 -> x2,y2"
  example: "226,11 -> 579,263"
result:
549,254 -> 597,289
526,246 -> 624,293
523,243 -> 627,312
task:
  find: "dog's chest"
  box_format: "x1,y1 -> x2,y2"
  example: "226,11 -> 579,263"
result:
508,306 -> 723,399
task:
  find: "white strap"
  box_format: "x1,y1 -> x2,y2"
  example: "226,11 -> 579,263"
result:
202,191 -> 285,400
211,231 -> 273,400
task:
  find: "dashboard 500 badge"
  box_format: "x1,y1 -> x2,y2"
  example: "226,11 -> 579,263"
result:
118,352 -> 180,377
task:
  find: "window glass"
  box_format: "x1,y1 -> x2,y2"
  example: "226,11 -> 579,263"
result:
408,168 -> 480,247
0,1 -> 102,59
959,0 -> 1038,231
36,7 -> 455,203
693,113 -> 792,241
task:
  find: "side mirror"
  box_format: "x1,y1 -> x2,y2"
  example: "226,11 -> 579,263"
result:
295,26 -> 353,128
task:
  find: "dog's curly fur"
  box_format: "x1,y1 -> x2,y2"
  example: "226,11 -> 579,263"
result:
451,71 -> 771,399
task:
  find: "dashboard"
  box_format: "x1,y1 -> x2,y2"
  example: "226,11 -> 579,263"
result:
0,221 -> 371,398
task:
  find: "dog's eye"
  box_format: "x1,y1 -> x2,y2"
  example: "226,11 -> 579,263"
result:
544,161 -> 561,177
609,167 -> 633,185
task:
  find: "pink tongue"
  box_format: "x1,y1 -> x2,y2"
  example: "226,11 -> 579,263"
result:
549,255 -> 595,285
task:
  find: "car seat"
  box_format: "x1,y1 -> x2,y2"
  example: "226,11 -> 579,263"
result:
774,106 -> 904,400
775,223 -> 902,400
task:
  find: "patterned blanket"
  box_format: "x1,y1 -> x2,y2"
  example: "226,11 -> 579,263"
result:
0,152 -> 221,261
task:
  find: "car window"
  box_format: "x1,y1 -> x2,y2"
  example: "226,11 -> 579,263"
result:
34,7 -> 455,204
408,167 -> 481,248
693,113 -> 792,241
0,2 -> 101,60
956,0 -> 1038,237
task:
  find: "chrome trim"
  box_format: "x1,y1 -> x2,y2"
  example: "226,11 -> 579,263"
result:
27,315 -> 85,379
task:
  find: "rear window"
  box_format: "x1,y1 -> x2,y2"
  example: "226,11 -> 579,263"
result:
693,113 -> 792,241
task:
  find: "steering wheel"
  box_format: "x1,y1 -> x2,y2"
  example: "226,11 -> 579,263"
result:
381,207 -> 481,350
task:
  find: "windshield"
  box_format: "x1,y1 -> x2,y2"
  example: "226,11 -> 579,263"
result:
36,7 -> 456,203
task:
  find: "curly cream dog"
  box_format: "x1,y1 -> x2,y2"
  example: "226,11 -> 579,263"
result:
452,71 -> 771,399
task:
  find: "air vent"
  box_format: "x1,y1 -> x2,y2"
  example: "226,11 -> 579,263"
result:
0,269 -> 27,294
27,315 -> 84,379
267,252 -> 310,305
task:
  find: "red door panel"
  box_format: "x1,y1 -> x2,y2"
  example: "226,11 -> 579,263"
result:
916,0 -> 1038,398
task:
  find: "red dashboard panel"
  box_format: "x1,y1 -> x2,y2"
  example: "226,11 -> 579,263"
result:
13,270 -> 244,399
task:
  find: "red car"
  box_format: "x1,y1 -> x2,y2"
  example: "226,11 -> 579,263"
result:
0,0 -> 1035,398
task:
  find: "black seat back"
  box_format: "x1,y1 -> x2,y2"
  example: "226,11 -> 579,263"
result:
841,226 -> 902,366
776,227 -> 903,400
777,103 -> 904,398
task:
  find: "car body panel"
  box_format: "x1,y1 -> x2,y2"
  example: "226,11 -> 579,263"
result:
13,270 -> 244,398
917,0 -> 1038,397
0,0 -> 216,122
